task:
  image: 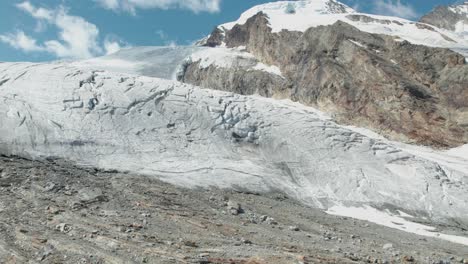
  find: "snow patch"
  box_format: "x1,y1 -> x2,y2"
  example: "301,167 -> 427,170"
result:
449,4 -> 468,16
455,21 -> 466,33
188,47 -> 255,69
397,210 -> 414,218
348,39 -> 366,48
188,47 -> 283,77
252,63 -> 283,77
445,144 -> 468,160
327,205 -> 468,246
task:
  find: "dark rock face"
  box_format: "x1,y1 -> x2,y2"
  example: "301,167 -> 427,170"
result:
346,14 -> 404,26
204,27 -> 225,47
179,61 -> 289,98
420,3 -> 468,31
183,12 -> 468,147
325,0 -> 352,13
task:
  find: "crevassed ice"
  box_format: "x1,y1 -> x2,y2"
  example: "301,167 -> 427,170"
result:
1,62 -> 468,233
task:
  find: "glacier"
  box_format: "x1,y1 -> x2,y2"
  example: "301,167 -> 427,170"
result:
1,0 -> 468,246
1,61 -> 468,240
71,46 -> 205,79
72,46 -> 285,81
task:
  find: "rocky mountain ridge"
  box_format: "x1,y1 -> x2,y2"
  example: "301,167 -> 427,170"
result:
180,0 -> 468,148
420,1 -> 468,33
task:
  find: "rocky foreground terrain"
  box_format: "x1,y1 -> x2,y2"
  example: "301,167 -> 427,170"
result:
0,155 -> 467,264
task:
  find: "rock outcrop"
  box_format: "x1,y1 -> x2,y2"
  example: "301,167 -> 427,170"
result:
178,60 -> 289,98
180,12 -> 468,147
420,2 -> 468,32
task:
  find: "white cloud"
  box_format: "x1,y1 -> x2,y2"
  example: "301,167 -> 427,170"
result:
98,0 -> 120,10
16,1 -> 53,20
372,0 -> 418,19
0,31 -> 44,52
104,40 -> 122,55
94,0 -> 221,14
51,8 -> 102,58
154,29 -> 179,46
0,2 -> 127,59
165,40 -> 177,47
18,2 -> 102,58
34,21 -> 48,33
103,36 -> 129,55
155,29 -> 168,40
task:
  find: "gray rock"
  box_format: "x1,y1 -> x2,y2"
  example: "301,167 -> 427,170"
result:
242,238 -> 252,244
227,200 -> 241,215
77,187 -> 106,204
383,243 -> 393,250
289,226 -> 300,231
264,217 -> 278,225
56,223 -> 72,233
44,182 -> 56,192
420,3 -> 468,31
187,12 -> 468,148
36,244 -> 55,261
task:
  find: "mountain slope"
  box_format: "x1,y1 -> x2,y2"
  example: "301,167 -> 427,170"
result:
209,0 -> 467,53
2,156 -> 467,263
420,1 -> 468,34
420,1 -> 468,56
181,0 -> 468,148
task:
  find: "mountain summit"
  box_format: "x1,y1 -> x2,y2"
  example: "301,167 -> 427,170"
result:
420,1 -> 468,34
210,0 -> 465,48
219,0 -> 355,32
187,0 -> 468,147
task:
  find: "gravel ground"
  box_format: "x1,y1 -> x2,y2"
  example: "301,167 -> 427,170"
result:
0,155 -> 467,264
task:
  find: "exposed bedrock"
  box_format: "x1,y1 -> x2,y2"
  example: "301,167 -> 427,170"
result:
420,3 -> 468,32
181,13 -> 468,148
178,61 -> 290,98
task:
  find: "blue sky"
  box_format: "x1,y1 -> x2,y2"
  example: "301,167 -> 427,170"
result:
0,0 -> 457,62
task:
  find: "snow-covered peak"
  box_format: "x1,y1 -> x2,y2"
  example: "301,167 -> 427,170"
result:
449,1 -> 468,16
217,0 -> 467,57
220,0 -> 355,31
420,1 -> 468,38
449,2 -> 468,35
